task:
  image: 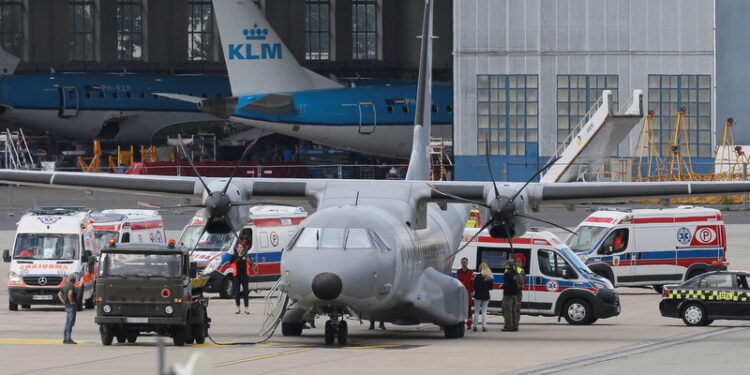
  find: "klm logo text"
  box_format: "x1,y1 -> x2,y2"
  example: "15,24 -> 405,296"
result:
229,24 -> 282,60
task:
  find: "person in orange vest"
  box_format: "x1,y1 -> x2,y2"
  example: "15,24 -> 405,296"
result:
230,240 -> 253,314
455,257 -> 475,329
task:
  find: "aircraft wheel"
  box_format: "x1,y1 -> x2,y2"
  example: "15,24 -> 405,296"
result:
324,320 -> 336,345
337,320 -> 348,345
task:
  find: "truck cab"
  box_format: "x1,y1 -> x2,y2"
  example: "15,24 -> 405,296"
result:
3,207 -> 97,311
178,205 -> 307,297
567,206 -> 727,292
454,229 -> 619,325
91,209 -> 165,249
94,241 -> 210,346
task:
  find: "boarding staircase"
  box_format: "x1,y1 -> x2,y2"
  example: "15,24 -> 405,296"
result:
540,90 -> 643,183
1,128 -> 35,169
430,137 -> 453,181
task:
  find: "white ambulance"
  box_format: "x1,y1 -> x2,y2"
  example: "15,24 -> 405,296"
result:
178,205 -> 307,297
3,207 -> 98,311
566,206 -> 727,292
91,209 -> 166,249
454,229 -> 620,325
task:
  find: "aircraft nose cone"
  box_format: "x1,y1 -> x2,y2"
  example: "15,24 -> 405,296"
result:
311,272 -> 342,301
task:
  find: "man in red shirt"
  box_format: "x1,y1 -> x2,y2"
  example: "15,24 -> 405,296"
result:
455,257 -> 475,329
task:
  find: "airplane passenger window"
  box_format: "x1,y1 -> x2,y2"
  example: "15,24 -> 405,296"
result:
293,228 -> 319,248
126,92 -> 133,99
446,105 -> 453,112
113,92 -> 119,99
345,229 -> 371,249
431,104 -> 438,113
140,93 -> 146,99
99,92 -> 105,98
402,106 -> 409,113
321,229 -> 345,248
387,106 -> 394,113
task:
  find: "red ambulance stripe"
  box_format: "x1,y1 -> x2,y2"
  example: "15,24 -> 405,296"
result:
129,220 -> 164,230
631,216 -> 721,224
250,263 -> 281,276
584,217 -> 616,223
477,236 -> 550,246
250,217 -> 306,227
93,225 -> 118,231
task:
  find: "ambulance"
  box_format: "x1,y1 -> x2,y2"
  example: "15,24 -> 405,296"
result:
566,206 -> 727,292
2,207 -> 98,311
178,205 -> 307,297
91,209 -> 166,249
454,229 -> 620,325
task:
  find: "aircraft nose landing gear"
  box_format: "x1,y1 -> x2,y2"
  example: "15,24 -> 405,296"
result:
324,317 -> 348,345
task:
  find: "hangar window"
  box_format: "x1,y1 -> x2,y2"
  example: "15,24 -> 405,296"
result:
556,75 -> 619,150
0,0 -> 25,59
477,74 -> 538,156
69,0 -> 97,62
648,75 -> 712,158
116,0 -> 144,61
352,0 -> 379,60
187,0 -> 215,61
305,0 -> 331,61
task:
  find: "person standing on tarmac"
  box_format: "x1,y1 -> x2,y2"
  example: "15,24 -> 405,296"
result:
230,241 -> 253,315
472,263 -> 494,332
57,273 -> 78,344
455,257 -> 475,329
502,259 -> 524,332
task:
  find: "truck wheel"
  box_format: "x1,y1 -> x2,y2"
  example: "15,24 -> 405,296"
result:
281,322 -> 304,336
563,299 -> 594,325
219,276 -> 235,299
172,326 -> 188,346
100,325 -> 114,346
192,324 -> 206,344
127,335 -> 137,343
681,302 -> 707,326
443,322 -> 464,339
8,300 -> 18,311
116,335 -> 126,344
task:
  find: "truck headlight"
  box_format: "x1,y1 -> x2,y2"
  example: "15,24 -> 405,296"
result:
202,257 -> 222,275
9,271 -> 22,285
103,304 -> 112,313
165,305 -> 174,314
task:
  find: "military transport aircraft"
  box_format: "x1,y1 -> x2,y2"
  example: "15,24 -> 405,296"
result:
2,0 -> 750,345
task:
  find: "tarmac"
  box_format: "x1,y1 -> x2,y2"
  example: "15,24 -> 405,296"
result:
0,187 -> 749,374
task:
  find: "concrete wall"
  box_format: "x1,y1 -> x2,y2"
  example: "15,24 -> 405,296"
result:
14,0 -> 452,79
453,0 -> 715,164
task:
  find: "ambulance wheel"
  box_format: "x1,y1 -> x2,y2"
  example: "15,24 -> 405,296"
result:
337,321 -> 348,345
681,302 -> 707,326
172,326 -> 188,346
8,300 -> 17,311
219,276 -> 235,299
100,325 -> 114,346
324,320 -> 336,345
687,269 -> 706,281
563,299 -> 593,325
281,322 -> 304,336
652,285 -> 664,294
443,322 -> 464,339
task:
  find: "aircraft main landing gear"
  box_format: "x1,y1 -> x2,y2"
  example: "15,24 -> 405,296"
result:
324,317 -> 348,345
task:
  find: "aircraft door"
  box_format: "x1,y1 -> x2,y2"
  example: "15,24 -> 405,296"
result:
357,101 -> 377,135
58,86 -> 79,118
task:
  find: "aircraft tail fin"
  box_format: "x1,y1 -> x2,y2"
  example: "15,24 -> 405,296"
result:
0,47 -> 19,75
212,0 -> 341,96
405,0 -> 434,181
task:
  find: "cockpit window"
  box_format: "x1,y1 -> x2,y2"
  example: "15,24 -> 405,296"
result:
294,228 -> 319,248
368,230 -> 390,251
345,229 -> 371,249
321,229 -> 345,248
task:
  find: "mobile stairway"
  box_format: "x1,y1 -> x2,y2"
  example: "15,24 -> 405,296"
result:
541,90 -> 643,183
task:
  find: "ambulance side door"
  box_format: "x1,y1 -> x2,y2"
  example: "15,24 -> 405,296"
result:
596,227 -> 634,283
534,248 -> 578,314
633,225 -> 681,283
477,246 -> 531,311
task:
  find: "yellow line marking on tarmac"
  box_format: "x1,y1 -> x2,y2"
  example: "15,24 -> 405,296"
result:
0,338 -> 95,345
214,348 -> 313,368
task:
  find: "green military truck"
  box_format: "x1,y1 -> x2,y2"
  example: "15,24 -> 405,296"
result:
94,241 -> 211,346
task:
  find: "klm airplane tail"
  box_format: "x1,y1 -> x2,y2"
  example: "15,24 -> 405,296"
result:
405,0 -> 434,181
212,0 -> 341,96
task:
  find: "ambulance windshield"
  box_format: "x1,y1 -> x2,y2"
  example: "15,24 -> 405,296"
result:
566,226 -> 609,252
102,252 -> 182,278
95,231 -> 119,249
13,233 -> 80,260
179,225 -> 233,252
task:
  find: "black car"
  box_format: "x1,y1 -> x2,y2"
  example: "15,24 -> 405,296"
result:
660,271 -> 750,326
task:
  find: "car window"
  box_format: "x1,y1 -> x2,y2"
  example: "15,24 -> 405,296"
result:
698,274 -> 734,289
737,275 -> 749,289
597,228 -> 629,255
538,249 -> 575,278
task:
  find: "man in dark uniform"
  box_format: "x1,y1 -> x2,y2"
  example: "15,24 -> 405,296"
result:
230,241 -> 253,314
455,257 -> 475,329
57,273 -> 78,344
502,259 -> 523,332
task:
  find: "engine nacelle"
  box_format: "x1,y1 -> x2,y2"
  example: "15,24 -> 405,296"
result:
487,218 -> 529,239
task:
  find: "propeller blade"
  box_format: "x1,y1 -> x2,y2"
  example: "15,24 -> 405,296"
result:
137,201 -> 204,210
443,219 -> 493,262
502,222 -> 514,251
509,156 -> 561,203
222,137 -> 260,195
515,213 -> 577,235
483,135 -> 501,199
426,183 -> 490,208
177,134 -> 212,194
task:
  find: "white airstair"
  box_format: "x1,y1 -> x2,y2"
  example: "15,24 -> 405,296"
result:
541,90 -> 643,183
1,128 -> 35,169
